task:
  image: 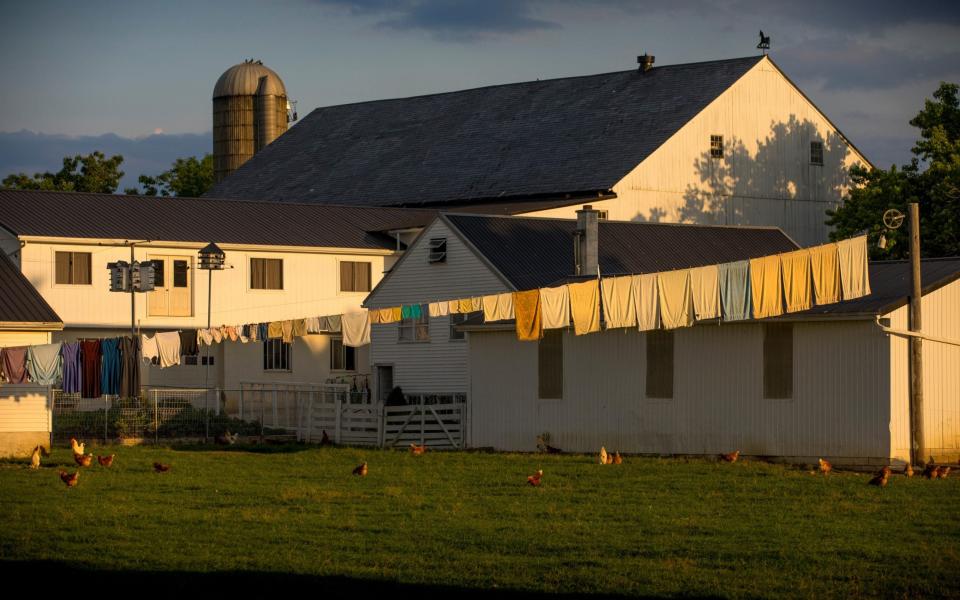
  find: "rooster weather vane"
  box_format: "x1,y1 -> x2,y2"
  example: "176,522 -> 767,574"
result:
757,30 -> 771,54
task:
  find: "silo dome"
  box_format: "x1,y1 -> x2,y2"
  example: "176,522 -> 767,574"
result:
213,60 -> 287,99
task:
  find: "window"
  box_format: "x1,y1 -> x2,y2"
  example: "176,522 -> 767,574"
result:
251,258 -> 283,290
710,135 -> 724,159
201,355 -> 215,366
398,307 -> 429,342
538,330 -> 563,400
646,330 -> 674,399
330,337 -> 357,371
810,141 -> 824,166
55,251 -> 91,285
449,313 -> 472,341
763,323 -> 793,399
597,210 -> 609,220
340,261 -> 371,292
428,238 -> 447,263
263,339 -> 291,371
173,260 -> 188,287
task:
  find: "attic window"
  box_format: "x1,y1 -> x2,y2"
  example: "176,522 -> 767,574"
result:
710,135 -> 724,159
428,238 -> 447,263
597,210 -> 609,220
810,141 -> 824,166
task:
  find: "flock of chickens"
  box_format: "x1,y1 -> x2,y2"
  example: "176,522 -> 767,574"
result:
30,437 -> 172,488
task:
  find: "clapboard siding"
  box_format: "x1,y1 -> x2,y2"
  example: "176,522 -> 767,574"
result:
0,386 -> 51,433
0,331 -> 51,348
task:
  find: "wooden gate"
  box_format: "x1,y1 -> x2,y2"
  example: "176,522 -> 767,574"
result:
382,401 -> 466,449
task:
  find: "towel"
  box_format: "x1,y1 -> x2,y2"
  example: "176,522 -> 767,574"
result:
809,243 -> 841,305
180,329 -> 198,356
342,311 -> 371,347
657,269 -> 694,329
471,297 -> 484,313
632,274 -> 660,331
513,289 -> 543,341
195,329 -> 213,347
391,307 -> 403,321
26,342 -> 62,386
750,255 -> 784,319
155,332 -> 182,368
322,315 -> 342,333
292,319 -> 308,337
719,261 -> 751,321
482,292 -> 514,322
540,285 -> 570,330
268,321 -> 283,340
838,236 -> 871,300
689,265 -> 720,320
448,300 -> 461,315
1,346 -> 28,384
600,275 -> 636,329
211,327 -> 224,343
429,302 -> 449,317
780,249 -> 813,313
305,317 -> 321,333
377,308 -> 396,324
568,280 -> 601,335
457,298 -> 474,314
61,342 -> 82,394
224,325 -> 238,342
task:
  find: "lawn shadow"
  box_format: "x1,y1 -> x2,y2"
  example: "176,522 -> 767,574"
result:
0,561 -> 678,599
170,442 -> 315,455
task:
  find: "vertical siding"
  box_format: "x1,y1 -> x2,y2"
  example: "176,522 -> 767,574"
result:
470,320 -> 890,461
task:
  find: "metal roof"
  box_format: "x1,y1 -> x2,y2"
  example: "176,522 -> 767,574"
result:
207,56 -> 764,207
0,189 -> 438,249
213,61 -> 286,98
445,213 -> 798,290
0,252 -> 62,327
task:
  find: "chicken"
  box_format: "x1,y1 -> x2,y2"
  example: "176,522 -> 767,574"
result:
613,452 -> 623,465
904,463 -> 914,477
536,435 -> 562,454
922,464 -> 938,479
410,443 -> 426,455
527,469 -> 543,487
720,450 -> 740,463
352,462 -> 368,477
936,466 -> 951,479
320,430 -> 332,446
215,431 -> 238,445
97,454 -> 115,467
868,470 -> 889,487
59,470 -> 79,488
74,453 -> 93,468
153,462 -> 171,473
599,446 -> 608,465
818,458 -> 832,474
30,445 -> 41,469
69,438 -> 85,455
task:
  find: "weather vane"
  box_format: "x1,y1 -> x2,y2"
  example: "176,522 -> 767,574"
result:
757,30 -> 770,55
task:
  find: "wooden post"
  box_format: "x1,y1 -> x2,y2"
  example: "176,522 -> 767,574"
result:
909,202 -> 925,467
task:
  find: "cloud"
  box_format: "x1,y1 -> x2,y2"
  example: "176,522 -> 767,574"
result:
0,130 -> 210,192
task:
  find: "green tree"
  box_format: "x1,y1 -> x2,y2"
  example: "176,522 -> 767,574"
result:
1,151 -> 125,193
827,82 -> 960,258
125,154 -> 213,197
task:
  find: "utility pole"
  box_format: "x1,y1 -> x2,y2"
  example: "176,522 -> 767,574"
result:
908,202 -> 925,467
129,243 -> 136,335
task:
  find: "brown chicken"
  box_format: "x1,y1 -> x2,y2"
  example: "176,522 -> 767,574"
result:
936,466 -> 951,479
321,430 -> 332,446
904,463 -> 914,477
153,462 -> 171,473
613,452 -> 623,465
868,471 -> 889,487
720,450 -> 740,463
74,453 -> 93,468
527,469 -> 543,487
30,445 -> 41,469
352,462 -> 368,476
536,435 -> 562,454
922,464 -> 938,479
818,458 -> 832,474
410,443 -> 426,455
97,454 -> 115,467
59,470 -> 79,488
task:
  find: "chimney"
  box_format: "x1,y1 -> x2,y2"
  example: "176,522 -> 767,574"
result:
637,53 -> 655,73
574,205 -> 599,276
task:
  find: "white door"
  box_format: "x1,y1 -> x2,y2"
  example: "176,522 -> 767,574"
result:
147,255 -> 193,317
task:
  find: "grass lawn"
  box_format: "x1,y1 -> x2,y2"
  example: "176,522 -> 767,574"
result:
1,444 -> 958,598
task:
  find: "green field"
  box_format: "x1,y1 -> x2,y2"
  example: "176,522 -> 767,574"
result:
1,444 -> 958,598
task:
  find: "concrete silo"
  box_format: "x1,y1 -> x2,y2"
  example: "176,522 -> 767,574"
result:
212,60 -> 290,183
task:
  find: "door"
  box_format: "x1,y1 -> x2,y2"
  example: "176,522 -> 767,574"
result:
147,255 -> 193,317
376,365 -> 394,404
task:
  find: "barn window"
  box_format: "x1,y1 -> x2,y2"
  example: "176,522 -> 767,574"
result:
340,261 -> 372,292
646,330 -> 674,399
710,135 -> 724,159
263,339 -> 291,371
55,251 -> 91,285
810,141 -> 824,166
398,308 -> 429,342
763,323 -> 793,399
251,258 -> 283,290
538,330 -> 563,400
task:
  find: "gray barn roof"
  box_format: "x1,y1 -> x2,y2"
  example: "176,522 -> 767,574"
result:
0,253 -> 62,327
207,56 -> 764,207
445,214 -> 798,290
0,189 -> 437,250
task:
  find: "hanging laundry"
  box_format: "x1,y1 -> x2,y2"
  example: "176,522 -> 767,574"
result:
376,308 -> 396,324
391,307 -> 403,321
401,305 -> 413,319
457,298 -> 474,314
448,300 -> 461,315
342,311 -> 371,347
155,332 -> 182,368
368,310 -> 382,325
429,302 -> 449,317
292,319 -> 308,337
120,336 -> 140,399
482,292 -> 515,322
600,275 -> 636,329
238,325 -> 250,344
750,255 -> 784,319
281,320 -> 294,343
780,249 -> 813,313
100,338 -> 122,396
631,273 -> 660,331
257,323 -> 269,341
322,315 -> 342,333
513,289 -> 543,341
540,285 -> 570,330
268,321 -> 283,340
1,346 -> 28,384
195,329 -> 213,348
471,297 -> 484,313
305,317 -> 321,334
180,330 -> 198,356
568,280 -> 601,336
838,235 -> 871,300
718,261 -> 751,322
223,326 -> 237,342
657,269 -> 694,329
689,265 -> 720,320
809,242 -> 841,305
27,342 -> 62,386
61,342 -> 82,394
80,340 -> 101,398
211,327 -> 224,344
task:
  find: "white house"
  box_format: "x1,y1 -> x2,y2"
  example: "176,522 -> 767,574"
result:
209,55 -> 869,247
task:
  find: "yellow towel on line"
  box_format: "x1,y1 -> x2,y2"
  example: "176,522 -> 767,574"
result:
750,255 -> 784,319
780,249 -> 812,313
539,285 -> 570,330
838,236 -> 871,300
482,292 -> 514,322
809,242 -> 841,305
657,269 -> 694,329
267,321 -> 283,340
513,289 -> 543,341
632,273 -> 660,331
689,264 -> 720,320
600,275 -> 636,329
568,280 -> 600,335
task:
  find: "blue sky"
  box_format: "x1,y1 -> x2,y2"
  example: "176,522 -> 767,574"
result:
1,0 -> 958,190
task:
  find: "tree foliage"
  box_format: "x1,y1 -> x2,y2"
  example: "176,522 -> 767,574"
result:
1,151 -> 124,193
827,82 -> 960,258
125,154 -> 213,197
